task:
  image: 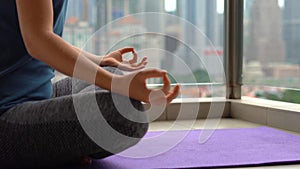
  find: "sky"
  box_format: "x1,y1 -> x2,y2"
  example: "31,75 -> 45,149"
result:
217,0 -> 285,14
165,0 -> 177,12
164,0 -> 285,14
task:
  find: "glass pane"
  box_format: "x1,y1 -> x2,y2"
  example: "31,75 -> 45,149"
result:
243,0 -> 300,103
59,0 -> 225,98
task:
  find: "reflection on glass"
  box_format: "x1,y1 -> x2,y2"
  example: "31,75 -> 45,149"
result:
243,0 -> 300,103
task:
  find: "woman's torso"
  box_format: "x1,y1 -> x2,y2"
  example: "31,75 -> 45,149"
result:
0,0 -> 69,114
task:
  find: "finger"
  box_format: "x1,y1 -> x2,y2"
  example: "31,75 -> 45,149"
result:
109,51 -> 122,61
122,60 -> 130,64
162,73 -> 171,94
128,65 -> 146,71
135,57 -> 148,67
166,85 -> 180,104
141,56 -> 148,62
118,63 -> 145,72
142,57 -> 148,62
143,69 -> 167,79
132,65 -> 146,71
129,52 -> 138,64
118,64 -> 136,72
119,47 -> 135,54
148,89 -> 167,105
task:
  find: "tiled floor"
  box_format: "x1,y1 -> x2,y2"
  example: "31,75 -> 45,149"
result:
149,118 -> 300,169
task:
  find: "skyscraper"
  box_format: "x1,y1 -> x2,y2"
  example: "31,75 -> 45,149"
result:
175,0 -> 206,74
93,0 -> 144,29
283,0 -> 300,64
168,0 -> 223,79
205,0 -> 219,46
143,0 -> 165,32
246,0 -> 285,64
66,0 -> 83,20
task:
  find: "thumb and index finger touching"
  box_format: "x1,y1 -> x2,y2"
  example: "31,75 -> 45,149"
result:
118,47 -> 139,64
141,69 -> 180,103
118,47 -> 135,54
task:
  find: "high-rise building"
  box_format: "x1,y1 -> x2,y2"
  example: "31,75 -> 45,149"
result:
93,0 -> 144,28
160,0 -> 225,83
244,0 -> 254,56
142,0 -> 165,32
283,0 -> 300,64
246,0 -> 285,64
178,0 -> 219,46
167,0 -> 201,75
205,0 -> 218,46
66,0 -> 83,21
216,13 -> 224,47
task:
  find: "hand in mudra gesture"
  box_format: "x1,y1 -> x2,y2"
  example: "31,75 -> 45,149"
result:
113,69 -> 180,104
101,47 -> 148,71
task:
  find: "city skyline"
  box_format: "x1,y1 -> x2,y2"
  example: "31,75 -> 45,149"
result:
61,0 -> 225,93
62,0 -> 298,81
54,0 -> 300,100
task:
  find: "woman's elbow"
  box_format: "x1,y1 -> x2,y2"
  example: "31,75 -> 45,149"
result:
23,37 -> 37,58
22,31 -> 51,59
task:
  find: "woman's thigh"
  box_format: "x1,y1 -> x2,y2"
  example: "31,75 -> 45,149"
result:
0,89 -> 148,168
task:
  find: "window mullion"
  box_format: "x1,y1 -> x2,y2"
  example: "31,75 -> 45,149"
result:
224,0 -> 244,99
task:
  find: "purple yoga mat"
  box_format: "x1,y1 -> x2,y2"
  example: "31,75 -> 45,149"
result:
74,127 -> 300,169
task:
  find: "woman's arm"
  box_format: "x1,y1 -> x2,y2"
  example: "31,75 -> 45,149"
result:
73,46 -> 148,71
16,0 -> 179,103
16,0 -> 113,90
73,46 -> 103,65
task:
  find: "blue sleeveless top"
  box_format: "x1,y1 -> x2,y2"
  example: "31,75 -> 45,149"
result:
0,0 -> 68,114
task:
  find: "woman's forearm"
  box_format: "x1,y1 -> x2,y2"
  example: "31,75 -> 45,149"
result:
73,46 -> 105,66
27,31 -> 115,91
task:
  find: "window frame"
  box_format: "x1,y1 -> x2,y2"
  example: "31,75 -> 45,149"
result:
223,0 -> 300,134
224,0 -> 244,99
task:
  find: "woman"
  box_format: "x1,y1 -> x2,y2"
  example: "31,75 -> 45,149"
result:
0,0 -> 179,168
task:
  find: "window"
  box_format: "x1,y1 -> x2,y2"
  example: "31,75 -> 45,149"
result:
243,0 -> 300,104
60,0 -> 225,99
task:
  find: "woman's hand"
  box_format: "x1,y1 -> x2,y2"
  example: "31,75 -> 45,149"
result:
113,69 -> 180,104
101,47 -> 148,71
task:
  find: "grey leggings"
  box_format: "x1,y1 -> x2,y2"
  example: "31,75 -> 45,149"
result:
0,67 -> 148,169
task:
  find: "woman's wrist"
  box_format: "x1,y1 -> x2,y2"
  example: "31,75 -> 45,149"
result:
98,56 -> 109,67
108,74 -> 128,95
95,68 -> 119,91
